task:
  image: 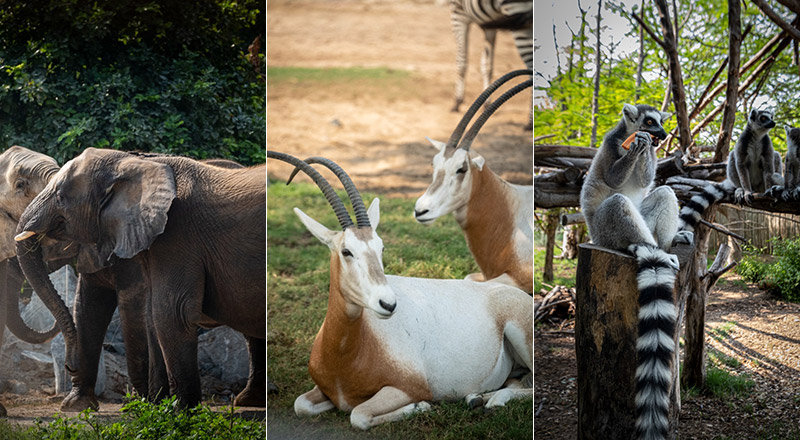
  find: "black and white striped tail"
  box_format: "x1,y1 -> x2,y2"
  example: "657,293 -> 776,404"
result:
628,244 -> 678,440
677,181 -> 731,233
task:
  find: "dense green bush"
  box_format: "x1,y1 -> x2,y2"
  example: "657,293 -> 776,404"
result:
25,396 -> 266,440
737,238 -> 800,302
0,1 -> 264,165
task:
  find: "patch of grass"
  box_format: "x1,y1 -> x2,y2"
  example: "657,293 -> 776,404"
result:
708,349 -> 741,369
267,66 -> 410,83
267,181 -> 531,438
708,321 -> 737,342
704,365 -> 755,399
0,396 -> 265,439
533,248 -> 577,294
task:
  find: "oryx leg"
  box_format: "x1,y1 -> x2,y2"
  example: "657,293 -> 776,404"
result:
294,385 -> 335,416
350,386 -> 430,430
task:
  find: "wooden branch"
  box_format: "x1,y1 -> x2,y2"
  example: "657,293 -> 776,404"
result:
534,134 -> 557,143
631,11 -> 666,48
715,0 -> 742,162
776,0 -> 800,15
655,0 -> 692,153
561,212 -> 586,226
699,219 -> 746,242
534,145 -> 598,159
751,0 -> 800,41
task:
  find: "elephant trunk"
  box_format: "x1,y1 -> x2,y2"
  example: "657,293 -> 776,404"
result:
3,258 -> 60,344
15,235 -> 78,367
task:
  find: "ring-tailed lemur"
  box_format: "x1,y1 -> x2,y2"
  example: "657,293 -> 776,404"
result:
580,103 -> 689,440
679,109 -> 784,234
449,0 -> 532,125
780,125 -> 800,200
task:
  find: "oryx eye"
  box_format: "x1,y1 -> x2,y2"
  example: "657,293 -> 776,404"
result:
341,249 -> 353,258
456,163 -> 468,174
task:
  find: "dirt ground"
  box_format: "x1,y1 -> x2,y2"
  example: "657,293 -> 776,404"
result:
266,0 -> 532,197
534,274 -> 800,439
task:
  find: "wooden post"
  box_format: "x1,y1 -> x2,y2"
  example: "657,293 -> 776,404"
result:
576,243 -> 681,440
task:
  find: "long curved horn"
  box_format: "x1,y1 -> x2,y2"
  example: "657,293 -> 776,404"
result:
266,151 -> 354,229
458,79 -> 533,151
287,157 -> 370,228
445,69 -> 532,149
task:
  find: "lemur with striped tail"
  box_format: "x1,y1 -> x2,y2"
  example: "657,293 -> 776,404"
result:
580,103 -> 690,440
678,109 -> 784,234
772,124 -> 800,200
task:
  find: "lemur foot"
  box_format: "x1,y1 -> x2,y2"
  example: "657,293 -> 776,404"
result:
672,230 -> 694,246
765,185 -> 784,199
734,188 -> 753,205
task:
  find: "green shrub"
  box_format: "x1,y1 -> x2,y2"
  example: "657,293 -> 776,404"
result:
737,238 -> 800,302
26,396 -> 265,440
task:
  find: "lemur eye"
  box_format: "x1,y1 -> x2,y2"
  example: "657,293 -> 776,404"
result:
646,119 -> 654,125
456,163 -> 468,174
760,116 -> 767,122
342,249 -> 353,258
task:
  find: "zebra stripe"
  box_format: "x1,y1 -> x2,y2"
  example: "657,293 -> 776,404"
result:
628,243 -> 678,440
448,0 -> 532,112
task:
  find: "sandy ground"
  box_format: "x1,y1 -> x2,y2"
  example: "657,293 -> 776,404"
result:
266,0 -> 533,198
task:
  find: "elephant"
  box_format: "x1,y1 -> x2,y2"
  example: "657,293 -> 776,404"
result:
15,147 -> 266,408
0,146 -> 165,413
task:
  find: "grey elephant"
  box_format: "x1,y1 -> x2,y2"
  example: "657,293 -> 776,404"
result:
15,148 -> 266,408
0,146 -> 166,414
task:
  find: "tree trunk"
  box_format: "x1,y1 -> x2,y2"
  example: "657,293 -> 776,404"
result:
716,0 -> 742,163
543,210 -> 560,282
654,0 -> 691,154
635,0 -> 645,101
590,0 -> 602,148
575,244 -> 679,439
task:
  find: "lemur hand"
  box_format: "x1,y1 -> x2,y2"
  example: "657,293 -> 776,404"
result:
734,188 -> 753,204
627,131 -> 652,156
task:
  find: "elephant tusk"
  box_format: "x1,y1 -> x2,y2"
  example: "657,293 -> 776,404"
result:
14,230 -> 37,241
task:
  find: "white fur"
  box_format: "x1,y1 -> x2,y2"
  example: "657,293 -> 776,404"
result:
636,268 -> 676,291
637,300 -> 678,321
636,330 -> 676,352
292,199 -> 533,429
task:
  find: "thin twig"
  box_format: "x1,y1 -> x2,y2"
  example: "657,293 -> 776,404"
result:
699,219 -> 747,242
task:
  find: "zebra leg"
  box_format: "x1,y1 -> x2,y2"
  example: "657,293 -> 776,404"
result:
511,27 -> 533,130
480,27 -> 497,108
450,17 -> 470,112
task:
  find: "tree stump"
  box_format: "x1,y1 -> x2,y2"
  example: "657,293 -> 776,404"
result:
575,243 -> 680,440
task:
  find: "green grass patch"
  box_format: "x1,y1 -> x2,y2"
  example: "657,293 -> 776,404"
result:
708,348 -> 741,369
267,66 -> 410,83
704,365 -> 755,399
708,321 -> 737,342
0,396 -> 265,439
533,248 -> 577,294
267,180 -> 531,439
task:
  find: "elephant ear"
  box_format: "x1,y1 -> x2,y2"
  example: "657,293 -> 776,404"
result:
76,244 -> 112,274
97,157 -> 177,260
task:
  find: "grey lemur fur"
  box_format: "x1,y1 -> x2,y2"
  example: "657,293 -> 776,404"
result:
580,103 -> 689,440
679,109 -> 784,234
777,125 -> 800,200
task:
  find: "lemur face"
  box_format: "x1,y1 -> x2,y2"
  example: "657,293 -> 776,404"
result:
749,109 -> 776,131
785,125 -> 800,150
623,103 -> 670,143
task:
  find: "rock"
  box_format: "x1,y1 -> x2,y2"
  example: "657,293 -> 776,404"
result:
197,327 -> 249,385
6,379 -> 27,395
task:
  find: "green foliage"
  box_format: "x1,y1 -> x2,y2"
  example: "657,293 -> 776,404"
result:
738,238 -> 800,301
0,1 -> 264,165
704,365 -> 755,399
0,396 -> 265,439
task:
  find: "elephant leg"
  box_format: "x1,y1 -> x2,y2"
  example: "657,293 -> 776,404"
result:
151,283 -> 202,408
116,284 -> 150,398
61,274 -> 116,412
146,288 -> 168,402
234,336 -> 265,407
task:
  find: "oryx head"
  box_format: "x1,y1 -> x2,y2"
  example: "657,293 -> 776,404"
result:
414,69 -> 532,224
268,152 -> 397,319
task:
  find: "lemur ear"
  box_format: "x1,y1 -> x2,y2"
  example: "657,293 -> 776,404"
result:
750,109 -> 757,120
660,111 -> 671,122
623,103 -> 639,122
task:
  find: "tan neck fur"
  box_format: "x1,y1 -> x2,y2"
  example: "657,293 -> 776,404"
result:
459,165 -> 531,292
307,253 -> 431,409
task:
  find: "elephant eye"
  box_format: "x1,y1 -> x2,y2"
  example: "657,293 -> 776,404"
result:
14,180 -> 24,191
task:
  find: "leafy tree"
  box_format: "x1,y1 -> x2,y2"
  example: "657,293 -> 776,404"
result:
0,0 -> 265,165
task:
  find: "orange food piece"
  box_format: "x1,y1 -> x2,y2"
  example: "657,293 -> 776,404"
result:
621,132 -> 638,150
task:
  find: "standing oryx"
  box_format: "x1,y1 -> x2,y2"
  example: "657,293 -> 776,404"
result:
268,151 -> 532,430
415,70 -> 533,293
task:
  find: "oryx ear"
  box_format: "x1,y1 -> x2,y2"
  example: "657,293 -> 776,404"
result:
367,198 -> 380,230
623,103 -> 639,122
294,207 -> 338,248
470,153 -> 485,171
426,137 -> 447,152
